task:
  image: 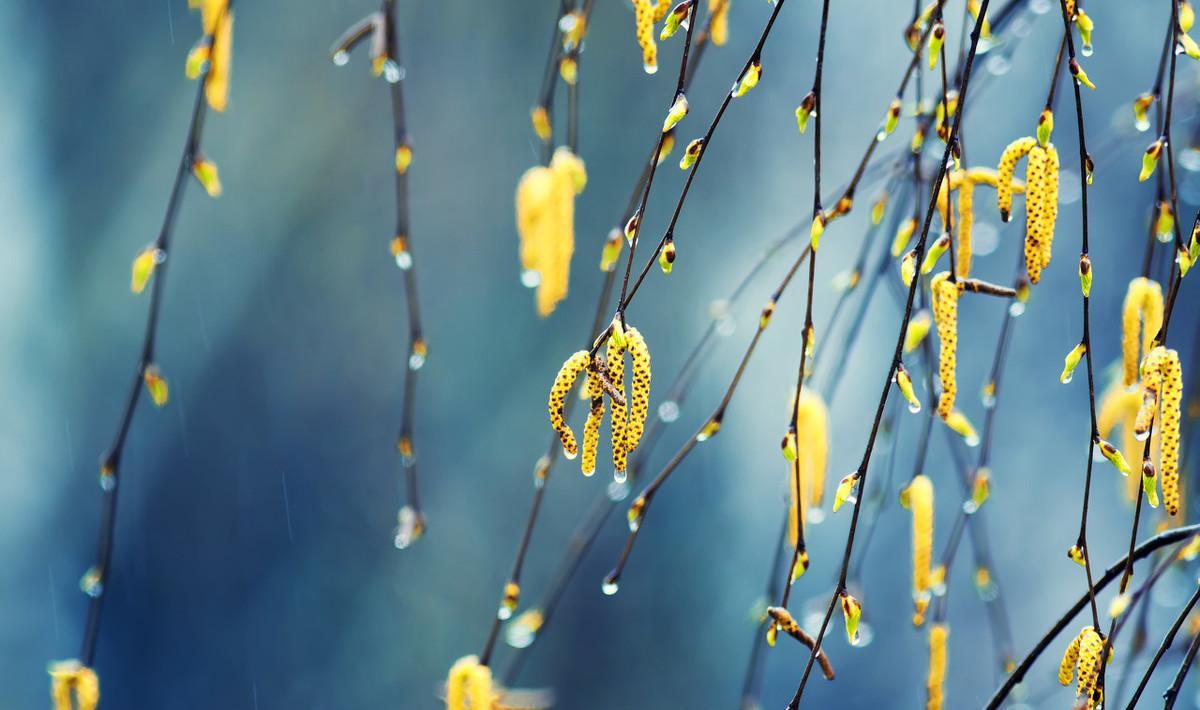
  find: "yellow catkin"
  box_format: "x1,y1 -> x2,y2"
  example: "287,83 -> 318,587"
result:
1136,347 -> 1169,438
581,371 -> 605,476
548,351 -> 591,458
1161,351 -> 1183,516
516,148 -> 587,317
633,0 -> 658,73
1075,627 -> 1104,706
926,623 -> 948,710
788,458 -> 804,548
955,180 -> 974,279
796,391 -> 830,510
931,272 -> 958,419
624,327 -> 652,456
1058,629 -> 1084,685
709,0 -> 731,45
607,335 -> 629,474
1140,347 -> 1185,515
997,136 -> 1035,221
1121,278 -> 1165,387
1024,145 -> 1048,284
905,475 -> 934,625
445,655 -> 494,710
1039,144 -> 1059,273
205,7 -> 233,112
49,661 -> 99,710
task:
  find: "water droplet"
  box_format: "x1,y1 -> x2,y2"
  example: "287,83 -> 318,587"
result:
563,448 -> 578,460
395,251 -> 413,270
601,577 -> 620,595
332,50 -> 349,66
98,471 -> 116,492
1179,149 -> 1200,172
497,605 -> 513,621
1029,0 -> 1051,15
715,316 -> 737,338
79,567 -> 103,598
383,60 -> 405,83
981,391 -> 996,409
1062,373 -> 1074,385
807,507 -> 826,525
1081,43 -> 1094,57
1135,430 -> 1151,442
985,53 -> 1011,76
696,431 -> 711,442
964,433 -> 981,448
520,269 -> 541,288
613,469 -> 628,485
962,500 -> 979,515
408,352 -> 426,371
644,62 -> 658,75
393,505 -> 422,549
607,480 -> 630,502
1008,301 -> 1026,318
505,619 -> 537,649
907,402 -> 921,414
855,621 -> 875,647
708,299 -> 731,321
1058,170 -> 1081,205
658,400 -> 680,422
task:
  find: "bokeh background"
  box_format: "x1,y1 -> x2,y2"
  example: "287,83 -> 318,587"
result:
5,0 -> 1200,707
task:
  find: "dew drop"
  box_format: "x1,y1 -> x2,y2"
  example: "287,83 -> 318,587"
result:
613,469 -> 628,485
395,251 -> 413,270
98,471 -> 116,492
643,62 -> 658,75
497,605 -> 513,621
907,401 -> 921,414
79,567 -> 103,598
601,578 -> 620,595
965,433 -> 981,448
1008,301 -> 1026,318
563,448 -> 579,460
383,60 -> 405,83
520,269 -> 541,288
658,400 -> 680,422
607,480 -> 630,502
807,507 -> 826,525
1062,373 -> 1074,385
985,53 -> 1011,77
408,352 -> 426,371
332,50 -> 349,66
1135,430 -> 1151,442
1081,43 -> 1094,58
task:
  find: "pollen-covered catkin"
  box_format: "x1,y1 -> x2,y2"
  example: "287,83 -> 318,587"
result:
709,0 -> 730,45
1024,145 -> 1048,283
1075,627 -> 1104,706
607,335 -> 629,474
548,351 -> 591,458
955,180 -> 974,279
623,327 -> 652,456
633,0 -> 659,73
48,661 -> 99,710
903,474 -> 934,626
1039,144 -> 1059,273
997,136 -> 1035,221
926,623 -> 948,710
1121,278 -> 1165,387
795,390 -> 830,512
1135,346 -> 1169,439
445,655 -> 494,710
1058,628 -> 1084,685
516,148 -> 587,317
1161,350 -> 1183,515
581,370 -> 605,476
931,272 -> 958,419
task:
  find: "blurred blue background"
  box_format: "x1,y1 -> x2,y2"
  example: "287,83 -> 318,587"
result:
5,0 -> 1200,707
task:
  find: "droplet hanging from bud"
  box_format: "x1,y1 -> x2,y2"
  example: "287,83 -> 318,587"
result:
1060,342 -> 1087,384
795,92 -> 816,134
840,592 -> 863,645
